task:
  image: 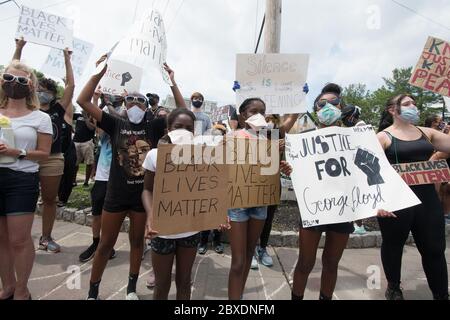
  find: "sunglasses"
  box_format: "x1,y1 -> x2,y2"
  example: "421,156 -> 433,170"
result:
2,73 -> 30,86
125,96 -> 147,104
317,97 -> 341,109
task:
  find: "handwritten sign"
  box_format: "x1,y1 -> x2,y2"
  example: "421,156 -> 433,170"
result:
111,10 -> 171,85
392,160 -> 450,186
211,105 -> 231,123
41,38 -> 93,80
99,60 -> 143,96
410,36 -> 450,97
16,5 -> 74,50
285,126 -> 421,228
236,54 -> 309,115
227,138 -> 281,209
152,144 -> 228,236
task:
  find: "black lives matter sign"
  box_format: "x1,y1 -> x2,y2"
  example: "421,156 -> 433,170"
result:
16,6 -> 74,50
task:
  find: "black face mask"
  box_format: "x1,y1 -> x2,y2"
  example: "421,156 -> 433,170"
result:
192,100 -> 203,108
2,82 -> 31,100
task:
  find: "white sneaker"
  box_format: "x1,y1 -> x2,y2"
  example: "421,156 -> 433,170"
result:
251,254 -> 259,270
126,292 -> 139,300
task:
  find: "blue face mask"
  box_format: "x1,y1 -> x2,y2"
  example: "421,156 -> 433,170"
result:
399,107 -> 420,125
38,92 -> 54,105
317,103 -> 342,126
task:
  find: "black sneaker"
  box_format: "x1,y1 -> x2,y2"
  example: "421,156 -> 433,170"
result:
213,242 -> 224,254
385,285 -> 404,300
79,243 -> 98,263
197,243 -> 208,255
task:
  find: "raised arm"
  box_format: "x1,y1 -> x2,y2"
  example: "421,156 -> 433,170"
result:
12,38 -> 26,61
76,56 -> 108,123
282,114 -> 300,135
59,48 -> 75,109
164,63 -> 186,109
64,102 -> 74,125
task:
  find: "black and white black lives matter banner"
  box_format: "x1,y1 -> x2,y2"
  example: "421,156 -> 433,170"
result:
285,126 -> 420,228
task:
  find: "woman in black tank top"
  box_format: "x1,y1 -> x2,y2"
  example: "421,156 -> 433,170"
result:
377,94 -> 450,300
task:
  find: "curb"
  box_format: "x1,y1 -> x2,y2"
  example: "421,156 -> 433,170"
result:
49,207 -> 450,249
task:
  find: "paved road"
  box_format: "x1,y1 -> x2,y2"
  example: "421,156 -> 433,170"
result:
25,217 -> 450,300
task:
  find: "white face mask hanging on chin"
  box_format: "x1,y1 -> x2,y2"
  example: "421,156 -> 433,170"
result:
127,106 -> 146,124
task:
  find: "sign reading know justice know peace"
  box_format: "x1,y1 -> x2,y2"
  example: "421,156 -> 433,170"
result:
285,126 -> 421,228
152,144 -> 229,236
16,5 -> 74,50
409,36 -> 450,97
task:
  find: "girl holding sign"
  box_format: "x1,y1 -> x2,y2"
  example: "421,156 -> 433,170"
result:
13,38 -> 76,254
77,55 -> 186,300
377,94 -> 450,300
290,83 -> 355,301
142,108 -> 230,300
0,60 -> 53,300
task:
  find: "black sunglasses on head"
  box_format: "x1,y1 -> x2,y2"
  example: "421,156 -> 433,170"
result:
2,73 -> 30,86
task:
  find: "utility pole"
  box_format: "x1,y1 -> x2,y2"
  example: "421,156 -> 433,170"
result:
264,0 -> 282,54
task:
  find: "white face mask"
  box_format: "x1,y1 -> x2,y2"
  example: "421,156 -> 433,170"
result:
168,129 -> 194,145
127,106 -> 146,124
267,122 -> 276,130
245,113 -> 268,131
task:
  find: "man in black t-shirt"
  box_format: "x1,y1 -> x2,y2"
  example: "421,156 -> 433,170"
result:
73,111 -> 96,187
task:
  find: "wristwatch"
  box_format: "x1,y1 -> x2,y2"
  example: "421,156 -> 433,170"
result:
18,149 -> 27,160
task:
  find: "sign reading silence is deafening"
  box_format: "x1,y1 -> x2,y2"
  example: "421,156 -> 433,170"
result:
16,5 -> 74,50
285,126 -> 421,228
236,54 -> 309,115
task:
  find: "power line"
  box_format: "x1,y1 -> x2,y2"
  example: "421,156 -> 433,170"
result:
254,14 -> 265,54
254,0 -> 260,49
390,0 -> 450,32
166,0 -> 185,33
0,0 -> 76,23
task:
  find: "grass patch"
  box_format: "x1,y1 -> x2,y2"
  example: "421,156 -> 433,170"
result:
67,184 -> 92,209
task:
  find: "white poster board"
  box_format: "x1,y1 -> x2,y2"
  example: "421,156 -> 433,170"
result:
285,126 -> 421,228
16,5 -> 74,50
110,9 -> 171,85
99,60 -> 143,96
236,54 -> 309,115
41,38 -> 94,80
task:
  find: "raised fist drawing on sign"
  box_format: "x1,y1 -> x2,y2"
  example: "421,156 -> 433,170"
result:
354,148 -> 385,186
121,72 -> 133,86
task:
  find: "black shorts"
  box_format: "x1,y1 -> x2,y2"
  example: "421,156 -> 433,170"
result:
0,168 -> 39,216
90,181 -> 108,216
151,233 -> 201,255
301,222 -> 355,235
103,200 -> 145,214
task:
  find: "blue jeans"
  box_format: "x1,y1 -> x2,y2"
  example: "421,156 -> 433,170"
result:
228,207 -> 268,223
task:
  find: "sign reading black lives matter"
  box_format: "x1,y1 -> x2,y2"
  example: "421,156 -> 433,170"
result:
152,144 -> 228,236
16,6 -> 74,50
285,126 -> 421,227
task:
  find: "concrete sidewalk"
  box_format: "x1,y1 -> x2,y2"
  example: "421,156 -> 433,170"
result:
26,217 -> 450,300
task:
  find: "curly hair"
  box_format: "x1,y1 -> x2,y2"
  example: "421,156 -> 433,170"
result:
38,77 -> 58,96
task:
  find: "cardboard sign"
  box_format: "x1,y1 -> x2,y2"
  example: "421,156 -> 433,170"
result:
211,105 -> 231,123
152,144 -> 228,236
392,160 -> 450,186
111,10 -> 171,85
236,54 -> 309,115
285,126 -> 421,228
16,5 -> 74,50
41,38 -> 94,80
227,138 -> 281,209
99,60 -> 143,96
409,36 -> 450,97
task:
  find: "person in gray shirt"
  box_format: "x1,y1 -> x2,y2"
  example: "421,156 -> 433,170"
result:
190,92 -> 211,135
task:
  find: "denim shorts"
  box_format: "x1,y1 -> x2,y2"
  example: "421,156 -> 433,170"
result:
228,207 -> 268,223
